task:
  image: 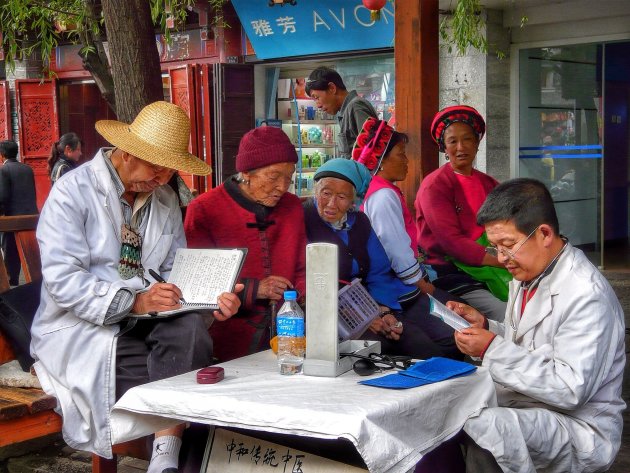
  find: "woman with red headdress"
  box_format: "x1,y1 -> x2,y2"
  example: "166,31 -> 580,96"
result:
414,105 -> 509,321
352,117 -> 437,298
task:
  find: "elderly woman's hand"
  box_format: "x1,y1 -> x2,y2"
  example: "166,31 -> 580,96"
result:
369,313 -> 403,341
257,275 -> 293,301
213,283 -> 244,321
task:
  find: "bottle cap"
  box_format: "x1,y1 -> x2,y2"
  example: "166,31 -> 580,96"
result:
283,290 -> 298,300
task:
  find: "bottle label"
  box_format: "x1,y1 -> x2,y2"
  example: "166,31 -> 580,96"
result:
277,316 -> 305,337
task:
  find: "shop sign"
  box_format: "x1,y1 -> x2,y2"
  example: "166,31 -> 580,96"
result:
231,0 -> 394,59
55,30 -> 206,72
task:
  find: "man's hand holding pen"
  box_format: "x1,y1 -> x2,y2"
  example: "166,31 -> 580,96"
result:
131,268 -> 244,321
149,269 -> 187,303
132,270 -> 185,315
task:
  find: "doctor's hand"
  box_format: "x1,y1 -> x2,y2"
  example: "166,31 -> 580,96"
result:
214,283 -> 244,321
133,283 -> 183,314
454,327 -> 496,358
446,301 -> 486,329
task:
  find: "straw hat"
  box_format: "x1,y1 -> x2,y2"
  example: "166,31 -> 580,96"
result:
95,101 -> 211,176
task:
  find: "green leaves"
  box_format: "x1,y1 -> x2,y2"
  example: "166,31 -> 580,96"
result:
440,0 -> 527,59
0,0 -> 221,75
0,0 -> 95,74
440,0 -> 487,56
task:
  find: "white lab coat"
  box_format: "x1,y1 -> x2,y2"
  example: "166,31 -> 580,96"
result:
30,150 -> 186,458
464,243 -> 625,473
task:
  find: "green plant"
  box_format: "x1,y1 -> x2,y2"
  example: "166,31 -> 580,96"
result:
0,0 -> 226,74
440,0 -> 527,59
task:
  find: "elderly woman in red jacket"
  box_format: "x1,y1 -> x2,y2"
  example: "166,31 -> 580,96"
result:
414,106 -> 508,321
185,127 -> 307,361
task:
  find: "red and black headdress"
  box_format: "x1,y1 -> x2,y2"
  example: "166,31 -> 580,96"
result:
430,105 -> 486,152
351,117 -> 394,174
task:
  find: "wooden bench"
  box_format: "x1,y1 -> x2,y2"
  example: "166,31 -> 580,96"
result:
0,215 -> 149,470
0,215 -> 63,448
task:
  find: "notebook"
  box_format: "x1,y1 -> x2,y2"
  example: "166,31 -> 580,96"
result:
131,248 -> 247,318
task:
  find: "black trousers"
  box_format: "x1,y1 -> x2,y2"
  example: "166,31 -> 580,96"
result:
115,313 -> 214,400
1,232 -> 21,286
364,290 -> 463,361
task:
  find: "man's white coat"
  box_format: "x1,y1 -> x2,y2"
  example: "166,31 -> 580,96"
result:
30,150 -> 185,457
465,244 -> 625,473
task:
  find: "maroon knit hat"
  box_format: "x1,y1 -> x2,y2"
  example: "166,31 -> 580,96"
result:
430,105 -> 485,152
236,126 -> 298,172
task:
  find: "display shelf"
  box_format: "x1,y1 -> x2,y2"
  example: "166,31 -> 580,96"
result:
293,143 -> 335,148
283,119 -> 337,125
278,97 -> 315,102
278,78 -> 339,197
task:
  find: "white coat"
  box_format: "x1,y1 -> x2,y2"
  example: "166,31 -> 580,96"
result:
30,150 -> 186,458
464,243 -> 625,473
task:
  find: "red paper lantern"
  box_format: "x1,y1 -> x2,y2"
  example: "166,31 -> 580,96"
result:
362,0 -> 387,21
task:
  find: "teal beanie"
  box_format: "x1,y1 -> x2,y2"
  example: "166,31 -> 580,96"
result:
314,158 -> 372,205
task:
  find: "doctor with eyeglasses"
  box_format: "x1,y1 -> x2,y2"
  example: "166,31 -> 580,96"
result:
445,178 -> 625,473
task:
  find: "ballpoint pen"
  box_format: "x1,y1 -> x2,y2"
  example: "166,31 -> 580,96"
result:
148,268 -> 187,303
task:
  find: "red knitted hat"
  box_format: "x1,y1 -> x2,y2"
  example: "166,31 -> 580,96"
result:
351,117 -> 394,173
430,105 -> 485,152
236,126 -> 298,172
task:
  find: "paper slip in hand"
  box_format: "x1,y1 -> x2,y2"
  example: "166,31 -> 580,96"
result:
427,294 -> 471,332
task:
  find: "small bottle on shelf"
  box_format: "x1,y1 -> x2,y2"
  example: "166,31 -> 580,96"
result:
311,151 -> 322,168
301,154 -> 310,169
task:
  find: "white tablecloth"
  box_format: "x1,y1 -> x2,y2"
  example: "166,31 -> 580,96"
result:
110,351 -> 496,473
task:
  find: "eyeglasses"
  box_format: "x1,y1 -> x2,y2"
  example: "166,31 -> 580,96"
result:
340,352 -> 413,376
485,226 -> 538,260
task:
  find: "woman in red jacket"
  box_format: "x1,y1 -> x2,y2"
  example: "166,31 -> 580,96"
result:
185,126 -> 307,361
414,106 -> 507,321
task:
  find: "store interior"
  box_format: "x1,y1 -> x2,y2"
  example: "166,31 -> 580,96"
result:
254,54 -> 394,197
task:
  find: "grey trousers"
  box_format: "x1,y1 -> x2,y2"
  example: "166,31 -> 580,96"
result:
115,312 -> 214,400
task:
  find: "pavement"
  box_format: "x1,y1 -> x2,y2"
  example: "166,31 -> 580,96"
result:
1,270 -> 629,473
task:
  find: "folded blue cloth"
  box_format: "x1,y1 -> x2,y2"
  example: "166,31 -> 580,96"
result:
400,357 -> 477,381
359,357 -> 476,390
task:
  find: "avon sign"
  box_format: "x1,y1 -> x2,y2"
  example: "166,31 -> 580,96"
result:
231,0 -> 394,59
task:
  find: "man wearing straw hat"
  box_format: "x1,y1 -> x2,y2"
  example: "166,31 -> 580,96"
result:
30,101 -> 242,473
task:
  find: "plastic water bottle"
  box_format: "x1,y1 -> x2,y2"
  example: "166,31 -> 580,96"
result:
276,290 -> 305,375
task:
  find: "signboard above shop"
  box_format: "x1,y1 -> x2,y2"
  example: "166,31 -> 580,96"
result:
231,0 -> 394,60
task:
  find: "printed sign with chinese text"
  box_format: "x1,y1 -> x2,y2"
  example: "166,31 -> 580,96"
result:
231,0 -> 394,59
203,428 -> 367,472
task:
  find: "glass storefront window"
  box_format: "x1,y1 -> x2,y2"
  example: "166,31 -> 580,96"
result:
336,55 -> 395,122
519,44 -> 603,265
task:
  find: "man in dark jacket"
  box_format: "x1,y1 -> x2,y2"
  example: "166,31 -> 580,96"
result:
0,140 -> 38,285
305,67 -> 378,158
